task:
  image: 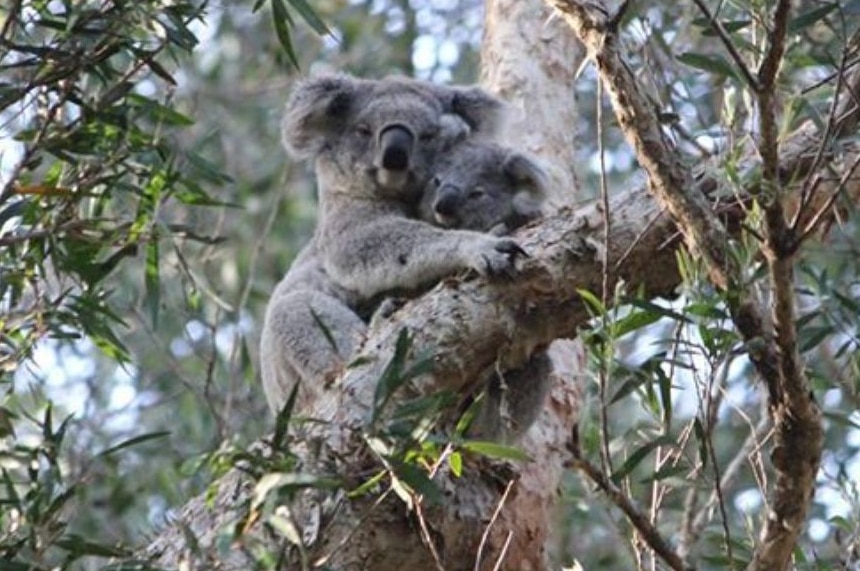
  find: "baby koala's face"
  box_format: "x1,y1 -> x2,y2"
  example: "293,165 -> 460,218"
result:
421,142 -> 548,235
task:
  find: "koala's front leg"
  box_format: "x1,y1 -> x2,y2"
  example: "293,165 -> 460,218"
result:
260,289 -> 367,413
467,351 -> 553,444
325,219 -> 527,299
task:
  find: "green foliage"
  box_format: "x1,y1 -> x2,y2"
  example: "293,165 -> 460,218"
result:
0,0 -> 214,371
0,403 -> 171,569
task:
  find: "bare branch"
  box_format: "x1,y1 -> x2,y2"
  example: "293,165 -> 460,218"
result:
570,449 -> 694,571
690,0 -> 760,91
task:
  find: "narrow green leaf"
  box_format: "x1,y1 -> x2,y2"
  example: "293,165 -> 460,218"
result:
270,0 -> 300,69
610,435 -> 675,483
101,561 -> 173,571
692,18 -> 751,35
97,431 -> 171,458
392,461 -> 443,504
0,406 -> 16,438
274,383 -> 300,449
287,0 -> 331,35
612,308 -> 664,338
788,4 -> 837,33
372,329 -> 413,420
629,299 -> 691,323
347,469 -> 386,498
253,472 -> 340,508
462,440 -> 531,462
127,94 -> 194,126
677,52 -> 739,79
798,326 -> 832,353
310,308 -> 339,352
448,451 -> 463,477
609,375 -> 647,404
693,418 -> 708,469
640,465 -> 688,483
576,288 -> 605,316
0,560 -> 45,571
454,393 -> 482,435
54,535 -> 130,558
656,367 -> 672,429
834,289 -> 860,313
145,238 -> 160,328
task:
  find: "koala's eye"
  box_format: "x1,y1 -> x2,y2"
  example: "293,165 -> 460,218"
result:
419,128 -> 438,142
432,175 -> 442,188
467,187 -> 486,200
354,123 -> 372,138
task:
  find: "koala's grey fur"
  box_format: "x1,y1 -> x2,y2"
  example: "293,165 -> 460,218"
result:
261,74 -> 526,414
417,141 -> 552,443
419,141 -> 548,237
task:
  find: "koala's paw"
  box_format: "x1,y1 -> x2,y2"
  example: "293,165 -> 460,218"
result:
369,297 -> 407,329
468,236 -> 528,279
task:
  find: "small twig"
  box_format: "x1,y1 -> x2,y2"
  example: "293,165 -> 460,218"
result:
313,488 -> 392,567
413,444 -> 457,571
475,479 -> 515,571
606,0 -> 632,32
690,0 -> 760,91
490,531 -> 514,571
691,413 -> 772,538
791,48 -> 850,231
572,453 -> 693,571
705,406 -> 735,568
415,499 -> 446,571
797,152 -> 860,244
615,205 -> 667,271
596,75 -> 614,476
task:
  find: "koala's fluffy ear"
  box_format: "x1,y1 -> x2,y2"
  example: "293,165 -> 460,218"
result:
438,113 -> 472,150
282,74 -> 365,159
504,152 -> 550,219
440,86 -> 506,137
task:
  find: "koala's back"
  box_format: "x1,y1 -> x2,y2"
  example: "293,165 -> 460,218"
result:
271,242 -> 362,309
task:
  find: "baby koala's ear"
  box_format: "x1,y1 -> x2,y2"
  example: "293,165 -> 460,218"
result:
437,114 -> 472,150
504,152 -> 550,222
425,83 -> 507,137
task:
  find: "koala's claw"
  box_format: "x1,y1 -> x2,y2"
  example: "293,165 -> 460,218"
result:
495,238 -> 529,259
475,237 -> 527,278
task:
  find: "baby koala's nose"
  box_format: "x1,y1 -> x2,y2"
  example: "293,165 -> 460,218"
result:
433,185 -> 461,216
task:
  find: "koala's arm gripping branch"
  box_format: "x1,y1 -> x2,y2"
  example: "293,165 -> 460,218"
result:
323,214 -> 520,299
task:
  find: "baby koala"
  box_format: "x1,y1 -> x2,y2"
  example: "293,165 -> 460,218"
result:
420,140 -> 547,238
417,141 -> 553,443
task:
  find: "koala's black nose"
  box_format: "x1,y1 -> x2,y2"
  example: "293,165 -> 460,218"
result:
434,184 -> 461,216
378,125 -> 414,171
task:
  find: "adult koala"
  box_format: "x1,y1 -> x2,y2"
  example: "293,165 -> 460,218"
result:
261,74 -> 524,414
418,141 -> 552,443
